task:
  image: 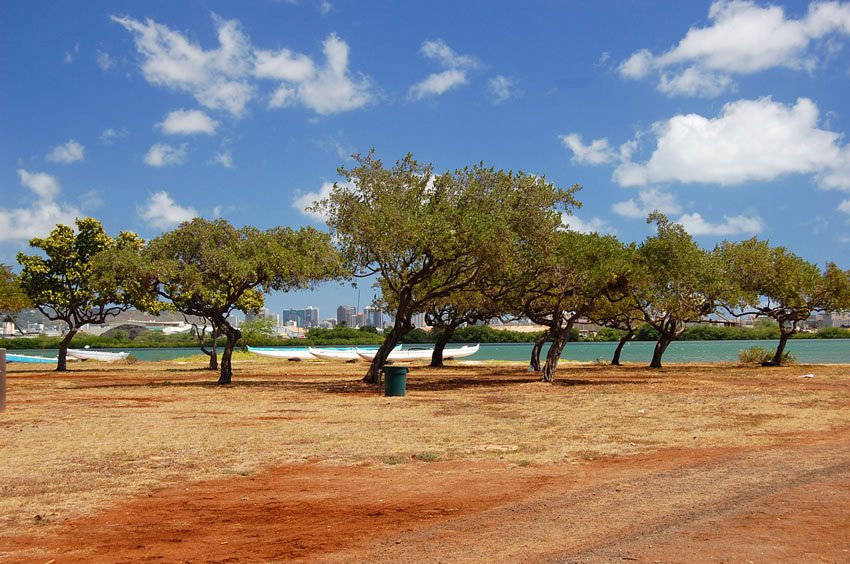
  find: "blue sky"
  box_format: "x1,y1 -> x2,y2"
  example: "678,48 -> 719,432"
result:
3,0 -> 850,323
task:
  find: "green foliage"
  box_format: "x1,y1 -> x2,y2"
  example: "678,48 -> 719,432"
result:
450,325 -> 542,343
635,323 -> 660,341
401,328 -> 432,344
0,264 -> 31,317
738,346 -> 796,365
584,327 -> 624,342
791,327 -> 850,339
238,317 -> 277,350
304,325 -> 384,346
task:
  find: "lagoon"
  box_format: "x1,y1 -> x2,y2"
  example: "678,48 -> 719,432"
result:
8,339 -> 849,364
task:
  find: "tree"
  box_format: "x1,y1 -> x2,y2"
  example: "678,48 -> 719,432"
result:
16,218 -> 145,371
0,264 -> 31,334
521,230 -> 629,381
720,238 -> 850,365
312,152 -> 578,385
239,317 -> 277,351
631,213 -> 731,368
109,218 -> 342,384
423,290 -> 500,368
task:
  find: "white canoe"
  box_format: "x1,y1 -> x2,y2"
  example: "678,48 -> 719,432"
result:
247,347 -> 316,360
307,347 -> 361,361
356,344 -> 480,362
67,348 -> 129,362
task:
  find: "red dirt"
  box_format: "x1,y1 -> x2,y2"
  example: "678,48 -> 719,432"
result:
6,428 -> 850,563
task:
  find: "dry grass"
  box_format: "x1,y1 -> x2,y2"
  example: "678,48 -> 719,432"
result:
1,358 -> 849,536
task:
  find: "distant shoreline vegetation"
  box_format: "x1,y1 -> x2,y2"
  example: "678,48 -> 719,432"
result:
2,323 -> 848,350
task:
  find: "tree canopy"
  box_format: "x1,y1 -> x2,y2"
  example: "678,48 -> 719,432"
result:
312,151 -> 580,384
0,264 -> 31,333
16,217 -> 144,370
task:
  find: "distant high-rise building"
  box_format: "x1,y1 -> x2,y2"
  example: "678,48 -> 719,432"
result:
305,306 -> 319,328
364,306 -> 383,328
337,305 -> 356,326
282,308 -> 307,327
411,312 -> 427,329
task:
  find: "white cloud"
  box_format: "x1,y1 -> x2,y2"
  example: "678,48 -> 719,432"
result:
213,151 -> 233,168
612,188 -> 683,219
619,0 -> 850,96
488,75 -> 514,104
64,42 -> 79,64
46,139 -> 85,164
612,97 -> 850,190
839,199 -> 850,214
293,34 -> 375,114
409,39 -> 477,100
254,48 -> 315,82
675,212 -> 763,236
99,127 -> 128,144
144,143 -> 187,167
562,213 -> 616,235
420,39 -> 477,69
560,134 -> 617,165
113,15 -> 374,117
112,14 -> 255,116
0,171 -> 80,243
318,0 -> 333,15
96,51 -> 114,71
17,169 -> 60,200
409,70 -> 468,100
138,191 -> 198,230
157,109 -> 219,135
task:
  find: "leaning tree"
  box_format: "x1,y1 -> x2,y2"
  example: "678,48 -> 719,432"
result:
17,218 -> 145,370
521,230 -> 629,381
311,151 -> 579,385
720,238 -> 850,365
631,213 -> 732,368
105,218 -> 343,384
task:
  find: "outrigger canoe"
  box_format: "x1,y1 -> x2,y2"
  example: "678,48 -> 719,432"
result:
355,344 -> 479,362
6,353 -> 58,364
247,347 -> 316,360
67,349 -> 129,362
307,346 -> 399,362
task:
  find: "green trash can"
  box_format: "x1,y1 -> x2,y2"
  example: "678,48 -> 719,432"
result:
383,366 -> 408,397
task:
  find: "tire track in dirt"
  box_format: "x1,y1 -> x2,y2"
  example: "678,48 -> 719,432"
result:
329,429 -> 850,563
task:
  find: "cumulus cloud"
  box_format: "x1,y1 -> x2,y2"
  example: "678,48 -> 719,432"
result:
46,139 -> 85,163
839,199 -> 850,214
619,0 -> 850,96
488,75 -> 514,104
675,212 -> 764,236
560,134 -> 618,165
0,170 -> 80,243
138,191 -> 198,230
409,39 -> 477,100
611,188 -> 683,219
99,127 -> 128,144
18,169 -> 60,200
157,109 -> 219,135
611,97 -> 850,190
113,14 -> 374,117
112,14 -> 256,116
213,150 -> 233,168
144,143 -> 187,167
562,213 -> 616,235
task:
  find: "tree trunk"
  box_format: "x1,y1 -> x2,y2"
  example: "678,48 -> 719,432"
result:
365,314 -> 413,385
430,325 -> 458,368
56,328 -> 77,372
771,330 -> 792,366
541,323 -> 573,382
201,328 -> 219,371
649,334 -> 673,368
218,324 -> 241,385
611,329 -> 634,366
529,330 -> 549,372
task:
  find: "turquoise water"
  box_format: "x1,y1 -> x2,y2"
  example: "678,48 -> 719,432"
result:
7,339 -> 850,364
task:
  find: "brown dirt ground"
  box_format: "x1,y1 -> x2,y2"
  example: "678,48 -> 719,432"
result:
2,360 -> 849,562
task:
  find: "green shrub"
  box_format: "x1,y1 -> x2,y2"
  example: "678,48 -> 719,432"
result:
738,346 -> 796,365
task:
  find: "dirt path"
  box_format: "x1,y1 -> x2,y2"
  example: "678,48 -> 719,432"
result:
6,427 -> 849,563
